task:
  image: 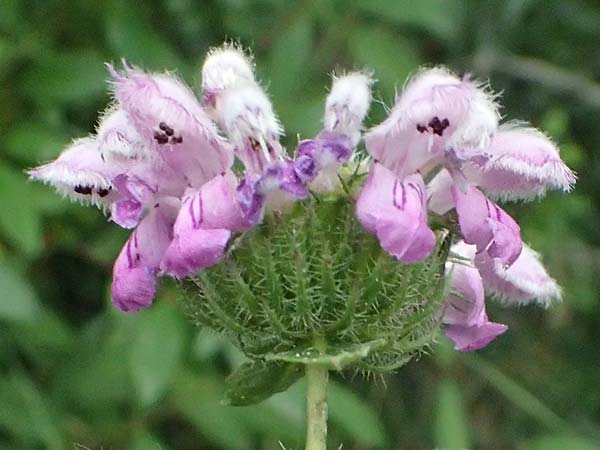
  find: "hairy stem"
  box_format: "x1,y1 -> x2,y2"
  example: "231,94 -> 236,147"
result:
305,364 -> 329,450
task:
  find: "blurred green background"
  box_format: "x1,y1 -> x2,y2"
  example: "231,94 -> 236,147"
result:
1,0 -> 599,449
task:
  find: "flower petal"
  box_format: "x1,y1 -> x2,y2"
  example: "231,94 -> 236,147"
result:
160,228 -> 231,278
111,207 -> 173,312
109,64 -> 233,187
97,107 -> 147,160
475,244 -> 561,306
445,320 -> 507,352
28,137 -> 118,207
356,163 -> 435,263
465,126 -> 576,201
441,263 -> 485,327
324,72 -> 373,147
365,67 -> 499,178
215,82 -> 284,174
452,185 -> 522,267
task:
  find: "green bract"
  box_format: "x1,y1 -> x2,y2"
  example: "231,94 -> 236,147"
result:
180,186 -> 451,405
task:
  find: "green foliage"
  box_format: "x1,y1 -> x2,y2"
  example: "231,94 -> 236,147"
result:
1,0 -> 599,449
182,193 -> 450,383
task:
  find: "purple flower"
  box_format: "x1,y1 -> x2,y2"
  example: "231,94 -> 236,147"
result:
356,163 -> 435,263
161,173 -> 251,278
441,257 -> 507,352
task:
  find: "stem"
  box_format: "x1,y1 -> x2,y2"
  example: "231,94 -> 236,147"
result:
305,364 -> 329,450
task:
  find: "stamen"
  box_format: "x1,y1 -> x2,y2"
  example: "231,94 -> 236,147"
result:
74,185 -> 93,195
171,136 -> 183,144
428,117 -> 450,136
416,124 -> 427,133
153,131 -> 169,144
159,122 -> 174,136
97,187 -> 112,197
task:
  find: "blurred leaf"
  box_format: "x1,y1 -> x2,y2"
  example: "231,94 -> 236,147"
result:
172,371 -> 254,450
104,0 -> 183,71
224,360 -> 303,406
0,263 -> 40,322
129,303 -> 186,407
464,355 -> 569,431
21,50 -> 107,105
328,381 -> 388,449
0,163 -> 43,255
130,432 -> 170,450
349,26 -> 420,100
267,15 -> 313,98
523,434 -> 599,450
4,121 -> 68,166
0,372 -> 64,450
354,0 -> 463,41
434,380 -> 471,450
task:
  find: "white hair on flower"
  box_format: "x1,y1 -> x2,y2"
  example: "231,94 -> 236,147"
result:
28,137 -> 117,207
483,244 -> 562,307
96,106 -> 148,161
324,70 -> 374,147
202,43 -> 255,93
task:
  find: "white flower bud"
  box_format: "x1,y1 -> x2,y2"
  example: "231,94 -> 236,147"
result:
324,72 -> 374,146
201,45 -> 255,93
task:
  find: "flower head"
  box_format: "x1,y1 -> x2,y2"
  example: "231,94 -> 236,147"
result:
30,47 -> 573,361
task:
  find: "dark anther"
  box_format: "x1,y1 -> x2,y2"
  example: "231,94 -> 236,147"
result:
249,137 -> 261,152
416,124 -> 427,133
74,185 -> 93,195
428,116 -> 450,136
171,136 -> 183,144
153,131 -> 169,144
159,122 -> 174,136
97,187 -> 112,197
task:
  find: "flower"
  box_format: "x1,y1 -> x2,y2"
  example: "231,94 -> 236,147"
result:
360,67 -> 573,350
441,249 -> 508,352
293,71 -> 373,192
30,47 -> 572,358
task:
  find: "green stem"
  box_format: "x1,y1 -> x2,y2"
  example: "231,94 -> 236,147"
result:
305,364 -> 329,450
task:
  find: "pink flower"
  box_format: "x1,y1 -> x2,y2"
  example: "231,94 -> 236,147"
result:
441,261 -> 507,351
356,163 -> 435,263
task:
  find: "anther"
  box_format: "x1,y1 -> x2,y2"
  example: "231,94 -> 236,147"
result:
153,131 -> 169,144
97,187 -> 112,197
171,136 -> 183,144
428,117 -> 450,136
416,124 -> 427,133
74,185 -> 93,195
159,122 -> 174,136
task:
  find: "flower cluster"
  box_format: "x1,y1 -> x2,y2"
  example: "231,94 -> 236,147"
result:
30,47 -> 574,353
29,45 -> 372,312
359,68 -> 574,350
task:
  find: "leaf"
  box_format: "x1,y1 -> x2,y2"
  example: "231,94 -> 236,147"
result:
523,434 -> 599,450
464,354 -> 569,431
0,163 -> 43,255
21,50 -> 107,106
354,0 -> 463,41
172,371 -> 254,450
349,26 -> 420,101
0,263 -> 41,323
0,372 -> 64,450
266,339 -> 387,370
328,382 -> 388,449
433,380 -> 471,450
224,360 -> 303,406
129,303 -> 186,407
130,433 -> 171,450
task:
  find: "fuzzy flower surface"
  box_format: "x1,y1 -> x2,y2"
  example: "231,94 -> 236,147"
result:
30,49 -> 573,355
361,67 -> 573,350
